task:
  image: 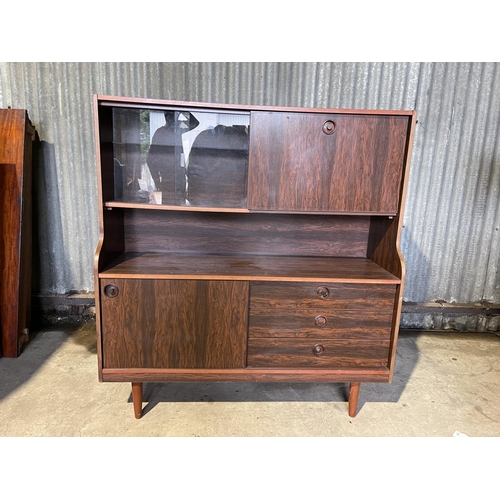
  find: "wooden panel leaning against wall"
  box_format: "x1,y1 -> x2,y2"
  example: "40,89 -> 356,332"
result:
0,109 -> 37,358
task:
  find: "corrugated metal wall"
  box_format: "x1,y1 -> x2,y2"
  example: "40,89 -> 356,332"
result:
1,62 -> 499,327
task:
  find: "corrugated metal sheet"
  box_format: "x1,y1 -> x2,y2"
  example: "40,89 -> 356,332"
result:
402,63 -> 500,305
1,63 -> 499,320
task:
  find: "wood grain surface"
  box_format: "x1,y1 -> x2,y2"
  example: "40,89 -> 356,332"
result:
250,281 -> 397,308
123,210 -> 370,257
0,110 -> 35,357
100,278 -> 248,369
248,308 -> 393,339
247,338 -> 390,368
99,253 -> 401,283
101,367 -> 391,383
248,112 -> 409,212
96,94 -> 414,117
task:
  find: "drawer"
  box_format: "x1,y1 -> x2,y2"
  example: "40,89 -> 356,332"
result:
249,308 -> 393,339
250,282 -> 397,309
247,338 -> 390,368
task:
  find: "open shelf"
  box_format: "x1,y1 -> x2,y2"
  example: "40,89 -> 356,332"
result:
105,201 -> 397,216
99,252 -> 401,283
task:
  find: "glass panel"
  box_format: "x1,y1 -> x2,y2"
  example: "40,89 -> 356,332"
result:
111,107 -> 249,207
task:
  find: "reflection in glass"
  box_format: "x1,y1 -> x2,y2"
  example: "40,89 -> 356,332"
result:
112,108 -> 249,207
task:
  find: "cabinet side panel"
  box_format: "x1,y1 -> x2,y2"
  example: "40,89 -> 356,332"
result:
96,104 -> 115,203
17,123 -> 34,354
367,217 -> 402,278
101,279 -> 248,369
95,100 -> 125,272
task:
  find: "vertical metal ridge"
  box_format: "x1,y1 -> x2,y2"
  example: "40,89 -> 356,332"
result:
1,61 -> 499,315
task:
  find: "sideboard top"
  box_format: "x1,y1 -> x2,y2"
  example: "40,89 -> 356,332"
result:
94,94 -> 416,116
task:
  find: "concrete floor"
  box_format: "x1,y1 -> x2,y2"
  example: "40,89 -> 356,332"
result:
1,321 -> 499,437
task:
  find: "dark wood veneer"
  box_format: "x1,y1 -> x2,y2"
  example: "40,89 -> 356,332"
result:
247,338 -> 391,368
0,110 -> 36,357
248,308 -> 393,339
248,113 -> 409,213
96,94 -> 414,116
101,278 -> 248,369
93,96 -> 416,417
250,282 -> 397,308
123,210 -> 370,257
102,367 -> 391,383
100,253 -> 400,283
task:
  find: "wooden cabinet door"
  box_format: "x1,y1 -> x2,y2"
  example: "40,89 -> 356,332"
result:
100,278 -> 249,369
0,110 -> 35,357
248,112 -> 409,213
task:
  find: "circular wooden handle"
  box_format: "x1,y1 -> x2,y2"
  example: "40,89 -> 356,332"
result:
322,120 -> 336,135
312,344 -> 325,357
316,286 -> 330,299
315,315 -> 327,327
104,283 -> 119,298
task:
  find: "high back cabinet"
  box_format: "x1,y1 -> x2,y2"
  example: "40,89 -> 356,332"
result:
93,95 -> 416,418
0,109 -> 36,357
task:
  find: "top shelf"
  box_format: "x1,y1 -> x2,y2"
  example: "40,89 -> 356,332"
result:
97,95 -> 416,116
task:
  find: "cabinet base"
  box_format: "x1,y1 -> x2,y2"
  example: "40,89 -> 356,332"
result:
104,367 -> 389,383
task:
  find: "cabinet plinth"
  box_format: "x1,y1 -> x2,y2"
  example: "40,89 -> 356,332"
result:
94,95 -> 416,418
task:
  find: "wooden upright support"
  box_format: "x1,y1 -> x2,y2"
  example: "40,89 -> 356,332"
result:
132,383 -> 143,419
349,382 -> 361,417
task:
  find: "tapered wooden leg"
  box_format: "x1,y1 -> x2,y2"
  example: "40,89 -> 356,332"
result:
132,383 -> 143,419
348,382 -> 360,417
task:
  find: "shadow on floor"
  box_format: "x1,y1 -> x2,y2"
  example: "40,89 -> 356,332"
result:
356,333 -> 421,413
128,333 -> 420,417
135,382 -> 351,417
0,322 -> 94,402
1,320 -> 420,415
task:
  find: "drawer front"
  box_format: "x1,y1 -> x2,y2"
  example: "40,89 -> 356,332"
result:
247,338 -> 390,368
250,282 -> 397,310
249,308 -> 393,339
